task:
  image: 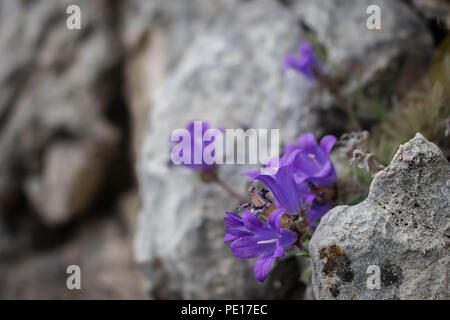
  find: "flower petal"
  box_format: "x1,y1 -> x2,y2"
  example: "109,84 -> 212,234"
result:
242,210 -> 266,232
230,237 -> 261,259
268,208 -> 286,233
297,133 -> 318,152
307,202 -> 330,223
225,225 -> 253,237
279,229 -> 298,249
254,255 -> 276,282
283,54 -> 300,74
187,120 -> 209,134
224,233 -> 239,243
242,173 -> 290,212
224,212 -> 244,226
243,152 -> 303,214
230,236 -> 277,259
273,240 -> 285,258
300,42 -> 315,55
224,212 -> 253,239
283,142 -> 298,157
307,165 -> 337,185
241,170 -> 261,181
320,135 -> 337,155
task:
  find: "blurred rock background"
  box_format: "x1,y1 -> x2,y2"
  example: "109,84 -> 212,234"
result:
0,0 -> 447,299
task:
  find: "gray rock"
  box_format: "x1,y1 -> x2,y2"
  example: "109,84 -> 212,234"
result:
121,0 -> 238,70
121,0 -> 238,159
0,214 -> 149,299
410,0 -> 450,28
310,133 -> 450,300
0,0 -> 123,224
0,216 -> 15,258
292,0 -> 434,96
24,123 -> 119,225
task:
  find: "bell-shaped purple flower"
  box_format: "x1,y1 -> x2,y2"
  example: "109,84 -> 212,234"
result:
283,133 -> 337,223
224,210 -> 298,282
283,41 -> 320,81
296,180 -> 331,223
170,120 -> 221,172
242,150 -> 304,216
284,133 -> 337,185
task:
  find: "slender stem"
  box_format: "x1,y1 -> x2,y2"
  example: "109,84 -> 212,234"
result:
313,68 -> 362,130
214,177 -> 247,204
277,76 -> 285,142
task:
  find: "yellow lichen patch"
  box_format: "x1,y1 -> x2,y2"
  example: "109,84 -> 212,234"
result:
319,243 -> 355,298
326,243 -> 345,259
319,246 -> 327,259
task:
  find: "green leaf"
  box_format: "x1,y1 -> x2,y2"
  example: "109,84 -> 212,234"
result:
296,251 -> 310,258
283,246 -> 301,258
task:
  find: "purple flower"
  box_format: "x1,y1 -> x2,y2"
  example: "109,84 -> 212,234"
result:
224,210 -> 298,282
296,181 -> 331,223
283,41 -> 320,81
284,133 -> 337,185
171,120 -> 221,172
283,133 -> 337,222
242,150 -> 304,216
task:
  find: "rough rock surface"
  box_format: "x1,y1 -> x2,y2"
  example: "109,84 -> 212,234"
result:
310,133 -> 450,299
410,0 -> 450,28
0,0 -> 123,225
0,211 -> 148,299
292,0 -> 434,96
134,0 -> 433,299
121,0 -> 238,159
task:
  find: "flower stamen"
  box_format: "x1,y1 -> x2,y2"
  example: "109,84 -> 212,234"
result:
308,153 -> 322,169
257,239 -> 278,245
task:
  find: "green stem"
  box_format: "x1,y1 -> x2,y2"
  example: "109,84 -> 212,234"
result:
214,177 -> 247,204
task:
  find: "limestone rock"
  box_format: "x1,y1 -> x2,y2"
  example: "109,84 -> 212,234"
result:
410,0 -> 450,28
121,0 -> 238,159
24,123 -> 119,225
310,133 -> 450,299
292,0 -> 434,96
0,0 -> 123,224
0,215 -> 149,299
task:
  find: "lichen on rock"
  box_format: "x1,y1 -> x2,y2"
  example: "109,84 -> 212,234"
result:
310,133 -> 450,299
